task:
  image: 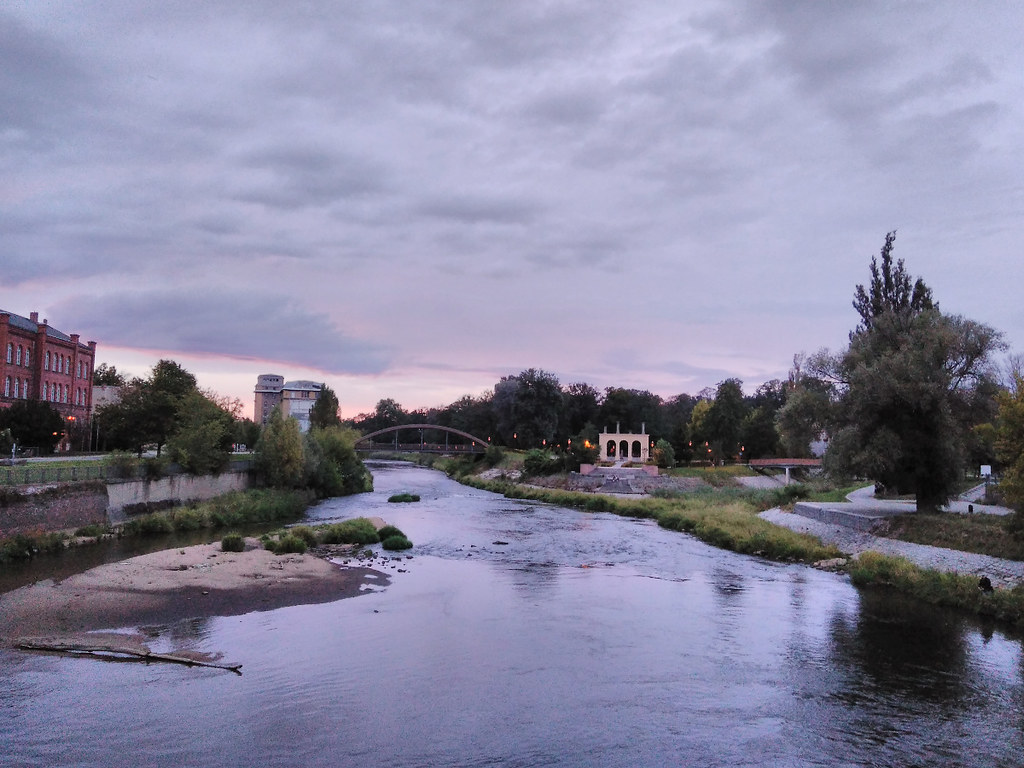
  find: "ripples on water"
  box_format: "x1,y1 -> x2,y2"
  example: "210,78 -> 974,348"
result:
1,461 -> 1023,767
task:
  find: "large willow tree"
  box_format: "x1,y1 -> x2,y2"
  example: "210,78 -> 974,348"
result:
822,232 -> 1004,512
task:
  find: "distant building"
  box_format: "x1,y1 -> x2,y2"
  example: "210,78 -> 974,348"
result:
254,374 -> 285,425
1,310 -> 97,429
254,374 -> 323,433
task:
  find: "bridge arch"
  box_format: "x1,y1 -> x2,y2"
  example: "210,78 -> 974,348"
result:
354,424 -> 489,454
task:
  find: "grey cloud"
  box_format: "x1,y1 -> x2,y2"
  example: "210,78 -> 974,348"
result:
51,291 -> 391,375
0,12 -> 97,138
417,195 -> 539,225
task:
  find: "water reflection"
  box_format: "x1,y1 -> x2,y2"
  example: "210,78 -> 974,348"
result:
829,590 -> 971,707
2,461 -> 1024,767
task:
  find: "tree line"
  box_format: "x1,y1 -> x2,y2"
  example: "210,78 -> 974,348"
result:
349,233 -> 1022,513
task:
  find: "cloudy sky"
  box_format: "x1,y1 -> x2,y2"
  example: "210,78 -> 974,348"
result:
3,2 -> 1022,418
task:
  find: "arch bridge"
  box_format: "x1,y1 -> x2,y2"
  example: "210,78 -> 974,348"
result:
354,424 -> 489,454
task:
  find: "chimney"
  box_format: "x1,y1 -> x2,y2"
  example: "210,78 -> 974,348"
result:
642,422 -> 646,434
30,311 -> 38,323
616,421 -> 620,433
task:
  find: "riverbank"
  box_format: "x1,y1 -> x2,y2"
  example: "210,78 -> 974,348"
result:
0,540 -> 388,647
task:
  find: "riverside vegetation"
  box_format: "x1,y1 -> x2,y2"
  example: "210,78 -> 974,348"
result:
390,451 -> 1024,628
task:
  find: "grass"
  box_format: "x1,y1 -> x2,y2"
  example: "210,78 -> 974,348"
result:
260,518 -> 414,553
849,551 -> 1024,627
880,512 -> 1024,561
388,493 -> 420,503
0,488 -> 314,566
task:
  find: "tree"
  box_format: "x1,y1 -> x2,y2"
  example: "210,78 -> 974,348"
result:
166,390 -> 235,474
0,400 -> 64,453
309,385 -> 342,430
823,233 -> 1004,511
93,363 -> 126,387
492,368 -> 563,447
95,360 -> 200,456
255,406 -> 305,488
996,372 -> 1024,513
652,438 -> 675,468
703,378 -> 747,461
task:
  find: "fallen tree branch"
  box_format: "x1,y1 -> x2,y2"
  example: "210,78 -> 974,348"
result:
16,638 -> 242,674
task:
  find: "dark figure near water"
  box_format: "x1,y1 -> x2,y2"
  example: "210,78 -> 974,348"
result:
979,576 -> 994,593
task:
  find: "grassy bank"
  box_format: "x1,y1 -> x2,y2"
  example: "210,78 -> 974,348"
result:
881,512 -> 1024,561
459,475 -> 840,564
849,551 -> 1024,627
0,489 -> 313,565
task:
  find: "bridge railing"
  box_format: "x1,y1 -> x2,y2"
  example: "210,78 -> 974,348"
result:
357,442 -> 484,454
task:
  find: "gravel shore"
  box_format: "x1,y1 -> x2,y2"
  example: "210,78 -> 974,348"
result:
760,507 -> 1024,587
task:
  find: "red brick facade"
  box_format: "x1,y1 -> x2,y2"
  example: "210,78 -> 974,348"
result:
0,310 -> 97,425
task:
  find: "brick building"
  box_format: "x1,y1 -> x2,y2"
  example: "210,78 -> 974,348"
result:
1,310 -> 97,426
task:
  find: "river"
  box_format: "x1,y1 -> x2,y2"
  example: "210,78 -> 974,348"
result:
1,461 -> 1022,767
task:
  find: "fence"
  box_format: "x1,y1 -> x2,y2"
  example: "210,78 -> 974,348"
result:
0,459 -> 254,486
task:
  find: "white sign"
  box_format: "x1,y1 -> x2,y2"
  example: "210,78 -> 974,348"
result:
980,465 -> 992,477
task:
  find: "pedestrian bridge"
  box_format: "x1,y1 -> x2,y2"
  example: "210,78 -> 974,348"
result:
354,424 -> 489,454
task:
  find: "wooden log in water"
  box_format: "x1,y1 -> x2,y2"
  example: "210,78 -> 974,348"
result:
16,638 -> 242,674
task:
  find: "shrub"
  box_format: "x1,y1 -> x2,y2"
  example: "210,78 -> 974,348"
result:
221,533 -> 245,552
377,524 -> 406,540
484,444 -> 504,467
388,493 -> 420,503
74,523 -> 109,537
106,451 -> 139,479
290,525 -> 319,546
123,513 -> 174,536
523,449 -> 561,477
381,535 -> 413,550
319,518 -> 380,545
266,533 -> 307,555
170,507 -> 205,531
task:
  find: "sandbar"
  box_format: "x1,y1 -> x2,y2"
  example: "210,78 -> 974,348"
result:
0,539 -> 388,646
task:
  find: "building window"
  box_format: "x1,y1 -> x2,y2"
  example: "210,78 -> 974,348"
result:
16,346 -> 22,366
43,382 -> 48,400
5,343 -> 11,363
45,351 -> 50,371
24,349 -> 30,367
4,377 -> 9,397
64,384 -> 69,403
13,379 -> 19,398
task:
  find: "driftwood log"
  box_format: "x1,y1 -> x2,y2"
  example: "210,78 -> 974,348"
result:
16,637 -> 242,674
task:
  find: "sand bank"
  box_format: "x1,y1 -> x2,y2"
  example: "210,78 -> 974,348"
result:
0,539 -> 388,646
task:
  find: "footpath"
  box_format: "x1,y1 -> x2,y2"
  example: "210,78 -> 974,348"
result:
758,485 -> 1024,587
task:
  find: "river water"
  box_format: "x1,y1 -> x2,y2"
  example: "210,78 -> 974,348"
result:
2,461 -> 1023,767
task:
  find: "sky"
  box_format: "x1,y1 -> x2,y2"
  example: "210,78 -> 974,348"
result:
3,2 -> 1023,420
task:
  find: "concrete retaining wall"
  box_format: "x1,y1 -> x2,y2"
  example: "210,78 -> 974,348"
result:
1,471 -> 253,534
106,472 -> 252,523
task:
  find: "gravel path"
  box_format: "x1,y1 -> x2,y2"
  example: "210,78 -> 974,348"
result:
760,507 -> 1024,587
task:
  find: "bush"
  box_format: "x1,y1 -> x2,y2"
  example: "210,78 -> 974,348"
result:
377,524 -> 406,540
170,507 -> 205,531
381,535 -> 413,550
485,444 -> 504,467
123,513 -> 174,536
290,525 -> 319,547
266,533 -> 307,555
388,493 -> 420,503
221,533 -> 245,552
74,523 -> 109,537
106,451 -> 139,479
523,449 -> 561,477
319,518 -> 380,545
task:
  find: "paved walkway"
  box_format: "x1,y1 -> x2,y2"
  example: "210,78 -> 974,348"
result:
759,485 -> 1024,586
